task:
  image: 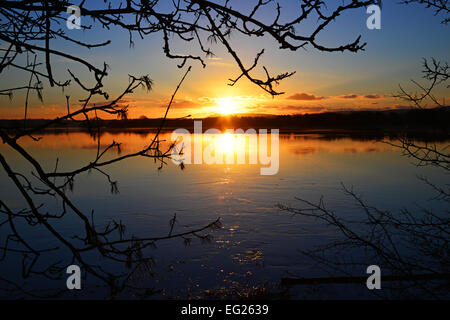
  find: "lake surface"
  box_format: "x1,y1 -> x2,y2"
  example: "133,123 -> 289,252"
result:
0,130 -> 447,299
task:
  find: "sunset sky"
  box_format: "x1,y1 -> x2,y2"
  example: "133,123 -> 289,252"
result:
0,0 -> 448,119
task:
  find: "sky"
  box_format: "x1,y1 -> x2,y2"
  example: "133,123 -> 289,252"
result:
0,0 -> 449,119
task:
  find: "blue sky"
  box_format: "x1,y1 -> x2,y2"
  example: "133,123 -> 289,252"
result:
1,0 -> 448,118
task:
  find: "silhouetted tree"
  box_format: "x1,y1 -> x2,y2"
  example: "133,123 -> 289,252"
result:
0,1 -> 378,297
393,58 -> 449,170
279,2 -> 449,299
401,0 -> 449,24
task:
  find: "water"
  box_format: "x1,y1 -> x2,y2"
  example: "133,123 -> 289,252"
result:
0,131 -> 447,299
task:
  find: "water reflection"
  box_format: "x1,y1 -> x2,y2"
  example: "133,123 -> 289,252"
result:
0,130 -> 448,299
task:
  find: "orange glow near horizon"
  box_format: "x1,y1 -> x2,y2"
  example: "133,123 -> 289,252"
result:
0,89 -> 426,119
215,97 -> 241,115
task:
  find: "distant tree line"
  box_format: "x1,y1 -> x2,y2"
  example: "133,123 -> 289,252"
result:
2,107 -> 449,137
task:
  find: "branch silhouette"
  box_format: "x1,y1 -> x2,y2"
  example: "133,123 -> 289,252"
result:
278,1 -> 449,299
0,0 -> 378,297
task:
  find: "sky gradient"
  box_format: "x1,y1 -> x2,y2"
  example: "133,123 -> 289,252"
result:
0,0 -> 449,119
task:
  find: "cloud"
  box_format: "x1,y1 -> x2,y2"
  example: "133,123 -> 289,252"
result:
337,94 -> 383,99
159,99 -> 200,109
338,94 -> 359,99
279,105 -> 327,113
209,61 -> 234,67
198,96 -> 213,103
206,56 -> 234,67
364,94 -> 381,99
287,92 -> 326,101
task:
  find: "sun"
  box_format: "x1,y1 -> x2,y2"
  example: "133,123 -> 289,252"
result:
215,97 -> 240,115
220,132 -> 235,153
